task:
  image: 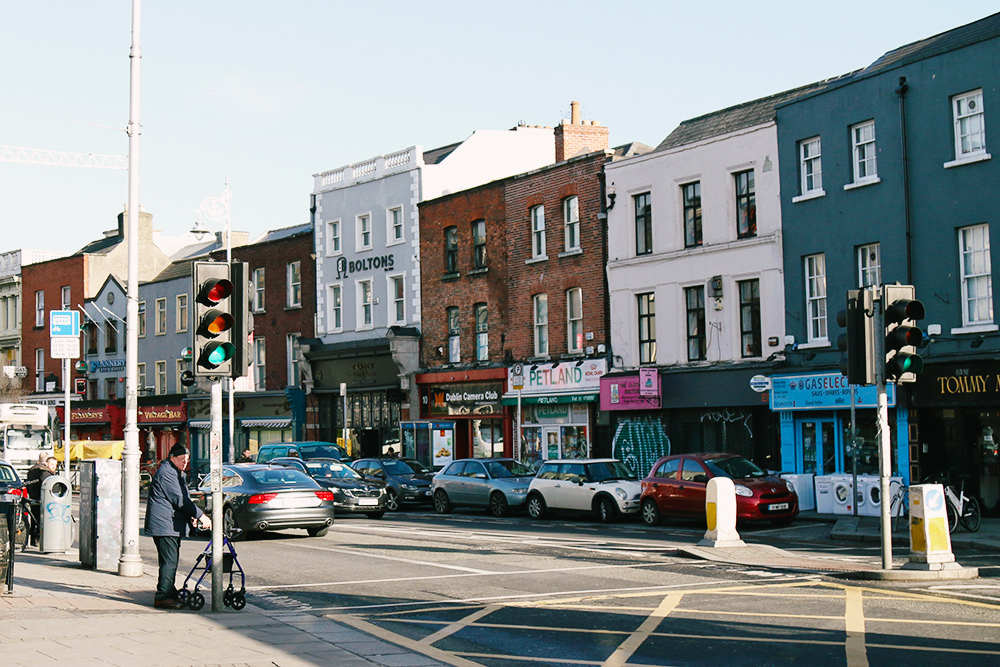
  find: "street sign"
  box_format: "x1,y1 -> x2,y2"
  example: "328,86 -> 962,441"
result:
50,310 -> 81,337
50,337 -> 81,359
749,374 -> 771,393
511,363 -> 524,390
3,366 -> 28,379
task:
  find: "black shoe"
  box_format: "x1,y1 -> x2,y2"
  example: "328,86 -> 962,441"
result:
154,598 -> 182,610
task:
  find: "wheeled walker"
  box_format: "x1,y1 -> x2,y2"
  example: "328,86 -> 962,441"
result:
177,536 -> 247,611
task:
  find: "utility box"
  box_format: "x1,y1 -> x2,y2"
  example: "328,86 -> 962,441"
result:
78,459 -> 122,571
40,475 -> 73,553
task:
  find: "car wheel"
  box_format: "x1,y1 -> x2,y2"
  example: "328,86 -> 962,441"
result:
526,493 -> 546,520
385,489 -> 400,512
223,506 -> 245,541
307,525 -> 330,537
596,496 -> 618,523
489,492 -> 509,517
433,489 -> 453,514
366,511 -> 385,519
641,498 -> 661,526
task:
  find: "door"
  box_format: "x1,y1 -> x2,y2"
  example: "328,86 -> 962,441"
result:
800,419 -> 837,475
646,458 -> 682,515
558,462 -> 592,511
462,460 -> 490,507
543,427 -> 561,460
677,458 -> 710,515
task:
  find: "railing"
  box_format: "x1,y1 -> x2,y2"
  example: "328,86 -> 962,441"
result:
314,146 -> 422,191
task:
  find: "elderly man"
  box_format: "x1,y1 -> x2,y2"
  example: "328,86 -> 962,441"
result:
144,444 -> 211,609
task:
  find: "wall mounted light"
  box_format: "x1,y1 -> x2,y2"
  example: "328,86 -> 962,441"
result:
971,336 -> 985,349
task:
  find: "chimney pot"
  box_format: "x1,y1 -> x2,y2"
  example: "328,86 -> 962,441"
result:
570,101 -> 581,124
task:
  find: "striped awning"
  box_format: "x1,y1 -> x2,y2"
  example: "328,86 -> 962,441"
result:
188,420 -> 210,429
241,418 -> 292,429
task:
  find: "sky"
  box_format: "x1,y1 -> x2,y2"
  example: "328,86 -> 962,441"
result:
1,1 -> 998,255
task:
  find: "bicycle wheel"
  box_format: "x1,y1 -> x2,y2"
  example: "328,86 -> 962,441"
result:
946,500 -> 960,533
892,489 -> 909,532
961,496 -> 982,532
14,508 -> 30,551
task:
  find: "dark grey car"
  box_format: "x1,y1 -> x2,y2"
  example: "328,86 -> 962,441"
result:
272,457 -> 387,518
351,458 -> 434,511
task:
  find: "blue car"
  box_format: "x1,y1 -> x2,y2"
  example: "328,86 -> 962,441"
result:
431,458 -> 536,517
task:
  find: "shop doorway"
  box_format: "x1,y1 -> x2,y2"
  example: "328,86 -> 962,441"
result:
800,419 -> 837,475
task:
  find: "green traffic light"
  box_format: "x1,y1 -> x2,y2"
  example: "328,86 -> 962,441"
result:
198,341 -> 236,370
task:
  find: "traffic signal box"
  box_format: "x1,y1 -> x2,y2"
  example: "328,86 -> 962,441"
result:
230,261 -> 252,380
837,289 -> 875,385
883,284 -> 925,383
192,261 -> 252,379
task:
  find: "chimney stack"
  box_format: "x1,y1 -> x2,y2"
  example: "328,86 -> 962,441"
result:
554,100 -> 609,162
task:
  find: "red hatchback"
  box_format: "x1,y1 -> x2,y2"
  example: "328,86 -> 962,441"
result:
640,453 -> 798,526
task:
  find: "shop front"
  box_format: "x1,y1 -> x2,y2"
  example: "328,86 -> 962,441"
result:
416,368 -> 508,461
137,401 -> 187,468
600,368 -> 663,479
911,360 -> 1000,513
502,360 -> 606,466
771,371 -> 908,481
57,403 -> 123,442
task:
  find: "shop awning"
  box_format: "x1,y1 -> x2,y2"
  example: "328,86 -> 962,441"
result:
241,418 -> 292,429
188,421 -> 210,429
501,391 -> 598,406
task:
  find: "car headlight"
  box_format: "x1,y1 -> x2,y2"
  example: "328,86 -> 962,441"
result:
512,487 -> 529,494
615,487 -> 628,500
734,484 -> 753,497
401,483 -> 417,491
784,480 -> 795,492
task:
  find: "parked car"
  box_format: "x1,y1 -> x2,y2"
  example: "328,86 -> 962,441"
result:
640,453 -> 799,526
526,459 -> 641,522
271,457 -> 386,518
189,463 -> 336,539
431,458 -> 536,517
351,457 -> 434,511
0,460 -> 26,498
256,441 -> 346,464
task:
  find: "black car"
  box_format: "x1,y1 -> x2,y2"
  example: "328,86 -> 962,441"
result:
256,441 -> 346,463
351,458 -> 434,511
0,460 -> 26,498
189,463 -> 336,539
271,457 -> 387,518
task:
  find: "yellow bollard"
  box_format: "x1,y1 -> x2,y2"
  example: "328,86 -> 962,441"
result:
905,484 -> 959,571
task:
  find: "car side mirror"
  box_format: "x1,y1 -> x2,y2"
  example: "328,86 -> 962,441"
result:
577,480 -> 585,486
693,474 -> 709,484
374,470 -> 386,479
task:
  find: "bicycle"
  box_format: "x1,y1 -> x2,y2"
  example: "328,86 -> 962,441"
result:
889,482 -> 909,532
925,470 -> 981,533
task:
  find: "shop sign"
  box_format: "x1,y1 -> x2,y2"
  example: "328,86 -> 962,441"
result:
91,358 -> 126,373
334,254 -> 397,279
770,372 -> 895,411
138,405 -> 186,423
916,361 -> 1000,406
600,375 -> 662,411
427,383 -> 503,416
639,367 -> 659,397
71,407 -> 110,423
507,359 -> 606,394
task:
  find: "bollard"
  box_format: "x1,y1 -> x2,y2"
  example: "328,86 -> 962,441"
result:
698,477 -> 746,548
905,483 -> 960,571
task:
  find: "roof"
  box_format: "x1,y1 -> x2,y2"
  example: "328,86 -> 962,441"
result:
145,259 -> 194,285
250,222 -> 312,245
655,81 -> 833,152
74,234 -> 121,256
422,142 -> 461,165
611,142 -> 654,158
860,12 -> 1000,76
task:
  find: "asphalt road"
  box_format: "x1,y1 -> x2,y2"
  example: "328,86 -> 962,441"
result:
146,509 -> 1000,666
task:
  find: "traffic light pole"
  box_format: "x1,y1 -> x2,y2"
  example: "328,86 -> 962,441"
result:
210,379 -> 223,611
872,291 -> 893,570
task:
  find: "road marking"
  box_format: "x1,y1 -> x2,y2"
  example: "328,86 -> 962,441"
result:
602,594 -> 681,667
288,542 -> 493,573
333,612 -> 484,667
844,587 -> 868,667
419,604 -> 499,646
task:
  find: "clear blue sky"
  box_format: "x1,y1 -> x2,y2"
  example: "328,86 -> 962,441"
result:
1,1 -> 997,255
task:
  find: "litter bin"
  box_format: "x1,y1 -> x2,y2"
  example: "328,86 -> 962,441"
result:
0,500 -> 15,592
40,475 -> 73,553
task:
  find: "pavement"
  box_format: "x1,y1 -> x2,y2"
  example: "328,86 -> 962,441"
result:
2,512 -> 998,666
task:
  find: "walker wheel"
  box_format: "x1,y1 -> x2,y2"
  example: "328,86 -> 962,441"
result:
231,592 -> 246,611
176,589 -> 189,603
223,588 -> 233,607
188,591 -> 206,611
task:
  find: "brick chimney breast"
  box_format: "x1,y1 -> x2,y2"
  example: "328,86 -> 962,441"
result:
554,100 -> 609,162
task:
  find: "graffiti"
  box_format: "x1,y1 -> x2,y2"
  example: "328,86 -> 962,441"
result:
45,502 -> 72,524
612,417 -> 671,479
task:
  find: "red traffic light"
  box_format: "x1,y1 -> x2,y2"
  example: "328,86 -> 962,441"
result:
885,298 -> 925,324
197,277 -> 234,306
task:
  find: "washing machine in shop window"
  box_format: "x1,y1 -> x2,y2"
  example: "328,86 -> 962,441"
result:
780,473 -> 815,511
832,474 -> 864,515
859,475 -> 903,517
814,475 -> 835,515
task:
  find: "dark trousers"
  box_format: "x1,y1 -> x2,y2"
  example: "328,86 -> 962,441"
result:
152,535 -> 181,602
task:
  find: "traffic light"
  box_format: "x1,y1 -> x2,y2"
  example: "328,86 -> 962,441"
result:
192,261 -> 236,377
230,261 -> 253,380
883,284 -> 925,383
837,289 -> 875,385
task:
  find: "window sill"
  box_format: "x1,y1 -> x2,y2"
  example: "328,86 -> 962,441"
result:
792,190 -> 825,203
944,152 -> 991,169
326,251 -> 343,258
285,305 -> 302,312
950,323 -> 999,335
468,267 -> 488,276
356,246 -> 374,253
844,177 -> 880,191
795,339 -> 830,350
526,256 -> 548,265
558,249 -> 583,258
385,239 -> 405,248
441,272 -> 460,281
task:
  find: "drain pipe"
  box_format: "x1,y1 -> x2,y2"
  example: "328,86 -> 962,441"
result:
896,76 -> 913,284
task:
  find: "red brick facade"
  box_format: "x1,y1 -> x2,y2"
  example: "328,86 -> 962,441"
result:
21,255 -> 87,392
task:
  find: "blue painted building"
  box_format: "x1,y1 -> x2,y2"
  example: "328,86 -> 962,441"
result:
775,13 -> 1000,510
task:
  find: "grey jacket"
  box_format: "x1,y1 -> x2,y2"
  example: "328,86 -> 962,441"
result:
143,459 -> 203,537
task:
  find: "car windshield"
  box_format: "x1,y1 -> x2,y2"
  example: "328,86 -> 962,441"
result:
483,459 -> 534,478
586,460 -> 637,482
382,459 -> 422,476
705,456 -> 767,479
0,464 -> 19,483
6,427 -> 50,449
297,444 -> 342,460
248,468 -> 319,488
304,461 -> 361,480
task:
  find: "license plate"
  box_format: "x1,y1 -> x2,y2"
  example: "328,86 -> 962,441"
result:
770,503 -> 790,511
273,496 -> 320,508
1,494 -> 16,503
357,498 -> 378,506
